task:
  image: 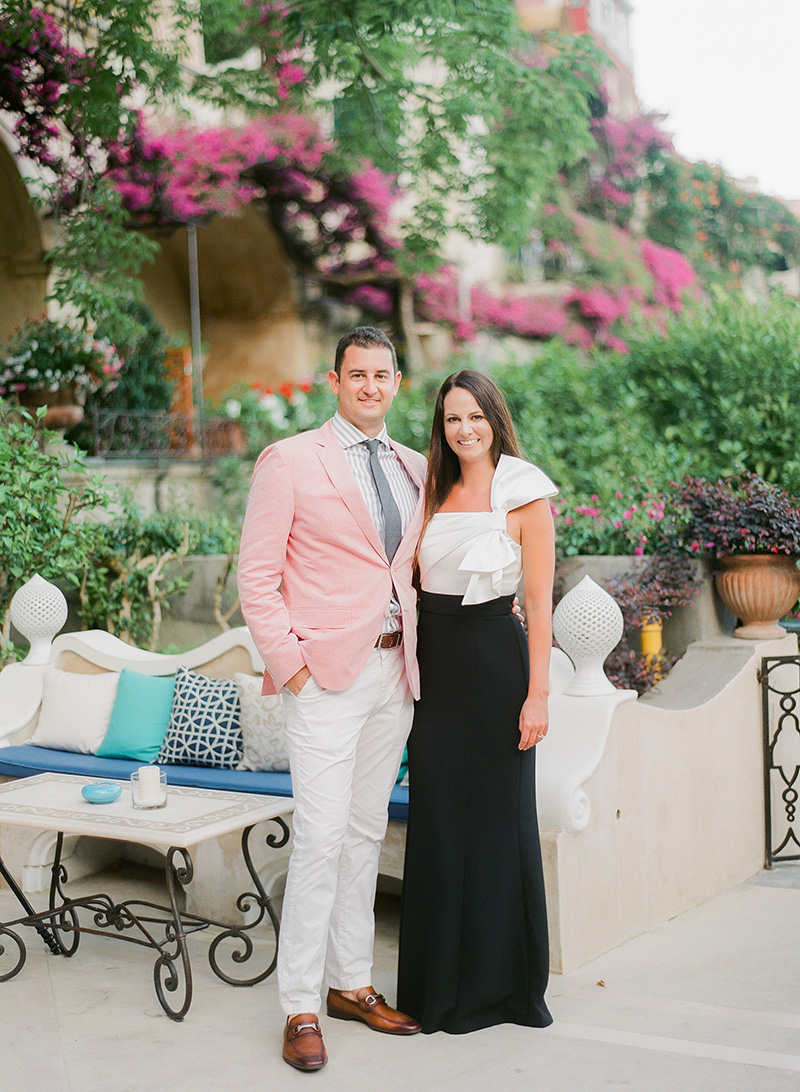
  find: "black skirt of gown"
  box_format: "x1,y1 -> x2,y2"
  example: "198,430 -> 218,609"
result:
397,592 -> 552,1034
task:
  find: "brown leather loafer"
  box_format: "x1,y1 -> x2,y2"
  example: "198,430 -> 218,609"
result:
326,987 -> 421,1034
283,1013 -> 327,1071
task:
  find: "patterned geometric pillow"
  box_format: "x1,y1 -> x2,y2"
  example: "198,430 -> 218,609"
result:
157,666 -> 242,768
234,673 -> 289,772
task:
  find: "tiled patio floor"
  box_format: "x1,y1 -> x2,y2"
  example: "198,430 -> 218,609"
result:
1,862 -> 798,1092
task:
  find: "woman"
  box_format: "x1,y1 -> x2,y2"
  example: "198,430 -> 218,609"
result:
397,369 -> 556,1034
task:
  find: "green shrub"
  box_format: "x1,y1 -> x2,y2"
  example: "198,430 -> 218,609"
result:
67,299 -> 174,452
0,407 -> 107,664
618,291 -> 800,493
487,341 -> 686,500
77,496 -> 241,651
218,291 -> 800,556
553,482 -> 668,557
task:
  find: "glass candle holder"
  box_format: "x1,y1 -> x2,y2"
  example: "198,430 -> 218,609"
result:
131,766 -> 168,809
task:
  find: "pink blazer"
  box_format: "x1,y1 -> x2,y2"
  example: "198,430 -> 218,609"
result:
238,418 -> 427,699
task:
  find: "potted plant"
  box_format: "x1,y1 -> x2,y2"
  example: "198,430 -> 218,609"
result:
666,470 -> 800,639
0,317 -> 124,430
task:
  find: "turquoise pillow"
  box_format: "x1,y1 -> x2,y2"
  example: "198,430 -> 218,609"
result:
96,669 -> 176,762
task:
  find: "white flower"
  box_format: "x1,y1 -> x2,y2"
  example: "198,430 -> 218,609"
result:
258,392 -> 289,428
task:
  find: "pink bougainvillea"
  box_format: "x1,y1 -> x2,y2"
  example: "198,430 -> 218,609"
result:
106,103 -> 699,345
1,8 -> 700,351
108,112 -> 330,225
415,268 -> 461,325
108,113 -> 402,281
562,324 -> 594,350
0,6 -> 88,175
585,106 -> 672,226
639,238 -> 697,312
342,285 -> 395,316
566,285 -> 628,328
472,286 -> 570,339
413,221 -> 698,351
347,164 -> 398,233
415,266 -> 570,344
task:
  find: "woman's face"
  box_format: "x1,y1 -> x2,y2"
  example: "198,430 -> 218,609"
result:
442,387 -> 494,465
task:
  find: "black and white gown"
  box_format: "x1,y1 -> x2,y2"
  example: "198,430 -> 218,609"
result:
397,455 -> 557,1034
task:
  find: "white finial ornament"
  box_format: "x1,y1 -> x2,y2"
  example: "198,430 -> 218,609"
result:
552,575 -> 624,696
9,574 -> 68,664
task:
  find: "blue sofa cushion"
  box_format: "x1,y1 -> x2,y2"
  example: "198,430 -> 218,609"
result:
0,746 -> 410,821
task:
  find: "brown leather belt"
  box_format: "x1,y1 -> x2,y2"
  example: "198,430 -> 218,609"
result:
374,632 -> 402,649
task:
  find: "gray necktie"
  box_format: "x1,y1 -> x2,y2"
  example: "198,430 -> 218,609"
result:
364,439 -> 403,560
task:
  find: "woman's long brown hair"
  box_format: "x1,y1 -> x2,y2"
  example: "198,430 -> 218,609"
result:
417,370 -> 523,561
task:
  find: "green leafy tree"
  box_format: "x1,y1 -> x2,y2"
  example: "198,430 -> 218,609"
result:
249,0 -> 602,268
1,0 -> 602,342
1,0 -> 201,344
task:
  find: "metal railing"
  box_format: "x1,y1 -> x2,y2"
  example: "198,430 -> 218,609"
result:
89,409 -> 246,460
759,655 -> 800,866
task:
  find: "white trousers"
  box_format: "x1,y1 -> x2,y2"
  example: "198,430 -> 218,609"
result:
278,646 -> 413,1015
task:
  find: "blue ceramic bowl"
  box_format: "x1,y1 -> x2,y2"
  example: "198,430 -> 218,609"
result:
81,781 -> 122,805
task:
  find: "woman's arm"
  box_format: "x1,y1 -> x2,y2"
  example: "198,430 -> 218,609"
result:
515,498 -> 556,750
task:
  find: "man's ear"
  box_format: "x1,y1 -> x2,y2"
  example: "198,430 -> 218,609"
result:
328,369 -> 340,395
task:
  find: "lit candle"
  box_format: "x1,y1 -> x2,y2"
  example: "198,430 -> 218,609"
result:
137,765 -> 164,806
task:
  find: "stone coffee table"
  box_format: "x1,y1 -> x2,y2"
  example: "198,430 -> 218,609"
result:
0,772 -> 294,1020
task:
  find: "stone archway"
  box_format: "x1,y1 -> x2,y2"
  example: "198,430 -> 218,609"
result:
0,140 -> 48,343
138,206 -> 327,400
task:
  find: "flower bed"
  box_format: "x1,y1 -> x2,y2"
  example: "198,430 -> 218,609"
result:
0,318 -> 123,398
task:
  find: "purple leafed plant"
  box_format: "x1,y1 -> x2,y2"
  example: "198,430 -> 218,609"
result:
666,470 -> 800,558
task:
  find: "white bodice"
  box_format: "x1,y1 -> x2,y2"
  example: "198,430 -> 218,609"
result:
418,455 -> 558,604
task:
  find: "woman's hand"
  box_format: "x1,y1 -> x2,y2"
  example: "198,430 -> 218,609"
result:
511,596 -> 526,630
518,693 -> 549,750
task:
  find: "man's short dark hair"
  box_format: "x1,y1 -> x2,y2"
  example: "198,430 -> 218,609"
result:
334,327 -> 398,376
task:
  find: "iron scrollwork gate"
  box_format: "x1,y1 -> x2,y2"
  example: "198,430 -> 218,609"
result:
760,655 -> 800,867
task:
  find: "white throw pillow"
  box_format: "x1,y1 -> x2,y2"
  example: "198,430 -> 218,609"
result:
234,673 -> 289,772
29,667 -> 121,754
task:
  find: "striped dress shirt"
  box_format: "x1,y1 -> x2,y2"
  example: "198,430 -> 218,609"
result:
331,412 -> 420,634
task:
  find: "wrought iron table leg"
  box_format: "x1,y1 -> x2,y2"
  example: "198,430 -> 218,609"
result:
207,817 -> 288,986
0,852 -> 60,955
153,846 -> 194,1021
0,921 -> 26,982
48,832 -> 80,956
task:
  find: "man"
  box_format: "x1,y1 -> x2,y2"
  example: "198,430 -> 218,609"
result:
238,327 -> 426,1071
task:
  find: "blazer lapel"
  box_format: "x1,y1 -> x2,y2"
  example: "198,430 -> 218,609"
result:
315,420 -> 386,558
389,439 -> 426,494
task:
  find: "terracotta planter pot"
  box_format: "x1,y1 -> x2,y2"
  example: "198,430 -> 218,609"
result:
714,554 -> 800,639
18,384 -> 85,431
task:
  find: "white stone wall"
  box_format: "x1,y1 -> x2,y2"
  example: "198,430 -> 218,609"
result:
542,632 -> 795,973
